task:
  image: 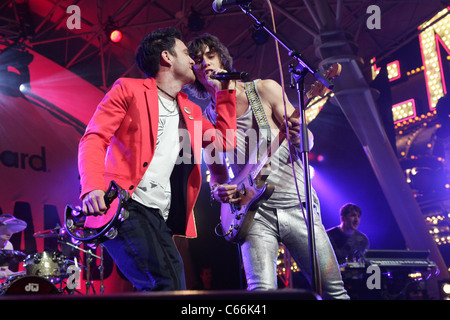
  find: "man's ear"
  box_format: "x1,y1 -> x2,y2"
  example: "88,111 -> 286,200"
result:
160,50 -> 172,67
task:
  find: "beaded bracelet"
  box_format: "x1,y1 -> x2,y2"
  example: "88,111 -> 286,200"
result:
210,183 -> 219,204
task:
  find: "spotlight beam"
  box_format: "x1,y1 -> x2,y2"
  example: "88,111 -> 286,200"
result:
20,85 -> 86,135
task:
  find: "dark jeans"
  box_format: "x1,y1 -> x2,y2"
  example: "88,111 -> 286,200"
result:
103,200 -> 186,291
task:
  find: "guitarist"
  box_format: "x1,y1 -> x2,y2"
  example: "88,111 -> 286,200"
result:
187,34 -> 349,299
78,27 -> 237,291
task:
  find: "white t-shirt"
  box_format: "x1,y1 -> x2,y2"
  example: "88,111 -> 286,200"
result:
132,95 -> 184,220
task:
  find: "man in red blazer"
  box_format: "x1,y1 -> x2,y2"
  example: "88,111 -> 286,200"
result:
78,27 -> 236,291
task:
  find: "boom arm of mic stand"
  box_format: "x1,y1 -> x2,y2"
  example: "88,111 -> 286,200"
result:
239,4 -> 333,90
240,3 -> 323,296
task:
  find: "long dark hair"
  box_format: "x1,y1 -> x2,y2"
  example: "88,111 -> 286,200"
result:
187,34 -> 234,99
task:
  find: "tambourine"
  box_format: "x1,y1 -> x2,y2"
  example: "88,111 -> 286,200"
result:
64,181 -> 130,245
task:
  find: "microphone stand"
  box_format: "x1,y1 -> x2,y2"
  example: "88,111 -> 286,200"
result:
238,5 -> 333,90
239,3 -> 332,296
62,240 -> 102,294
290,64 -> 321,296
100,245 -> 105,294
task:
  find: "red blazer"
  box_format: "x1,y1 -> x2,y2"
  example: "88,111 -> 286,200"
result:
78,77 -> 236,238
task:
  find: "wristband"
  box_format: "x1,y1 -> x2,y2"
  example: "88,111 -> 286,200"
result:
210,183 -> 219,203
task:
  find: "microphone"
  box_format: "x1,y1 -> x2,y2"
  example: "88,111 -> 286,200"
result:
210,72 -> 250,81
212,0 -> 252,13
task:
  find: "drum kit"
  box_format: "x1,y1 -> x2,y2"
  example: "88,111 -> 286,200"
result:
0,214 -> 104,296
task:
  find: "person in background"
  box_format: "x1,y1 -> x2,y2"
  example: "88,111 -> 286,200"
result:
327,203 -> 369,265
193,266 -> 215,290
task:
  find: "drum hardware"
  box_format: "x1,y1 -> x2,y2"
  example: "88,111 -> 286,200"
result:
0,250 -> 26,267
57,238 -> 103,295
0,214 -> 27,274
17,224 -> 105,295
33,225 -> 65,238
0,214 -> 27,235
100,245 -> 105,294
0,208 -> 107,295
1,214 -> 27,268
29,225 -> 72,287
23,251 -> 68,283
0,215 -> 99,296
0,249 -> 26,283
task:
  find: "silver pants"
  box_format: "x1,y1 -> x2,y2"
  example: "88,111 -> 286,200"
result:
240,204 -> 350,300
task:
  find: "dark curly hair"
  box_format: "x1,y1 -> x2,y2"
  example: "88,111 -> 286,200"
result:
186,33 -> 234,99
135,27 -> 182,78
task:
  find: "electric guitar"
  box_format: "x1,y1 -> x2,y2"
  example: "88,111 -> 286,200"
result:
64,180 -> 130,245
217,63 -> 342,243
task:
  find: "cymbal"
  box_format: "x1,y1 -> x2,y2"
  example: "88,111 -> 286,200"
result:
33,227 -> 61,238
0,250 -> 26,266
0,214 -> 27,235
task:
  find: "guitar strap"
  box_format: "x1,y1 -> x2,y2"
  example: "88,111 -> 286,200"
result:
244,81 -> 271,148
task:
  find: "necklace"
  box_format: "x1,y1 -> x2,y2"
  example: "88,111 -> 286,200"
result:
158,95 -> 177,113
157,86 -> 176,100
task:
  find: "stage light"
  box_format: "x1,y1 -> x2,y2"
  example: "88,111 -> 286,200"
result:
418,8 -> 450,110
443,283 -> 450,294
19,83 -> 28,93
387,60 -> 401,81
309,165 -> 315,179
392,99 -> 416,123
0,48 -> 33,97
104,19 -> 122,43
109,29 -> 122,43
439,279 -> 450,299
308,152 -> 325,163
0,71 -> 23,97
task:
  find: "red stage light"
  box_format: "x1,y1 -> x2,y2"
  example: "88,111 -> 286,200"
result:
110,30 -> 122,43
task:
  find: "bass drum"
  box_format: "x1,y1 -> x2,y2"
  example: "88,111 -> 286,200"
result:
0,275 -> 59,295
